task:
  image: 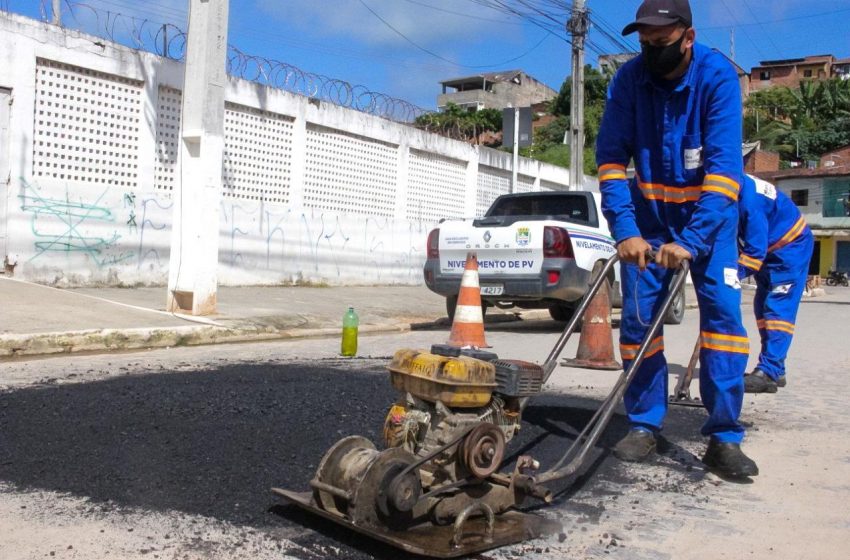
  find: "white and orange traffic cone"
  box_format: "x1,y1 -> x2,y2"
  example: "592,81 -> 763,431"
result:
561,279 -> 620,370
447,252 -> 490,349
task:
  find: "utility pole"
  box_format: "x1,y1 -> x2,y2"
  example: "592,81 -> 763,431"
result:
511,106 -> 519,193
567,0 -> 589,191
167,0 -> 229,315
52,0 -> 61,25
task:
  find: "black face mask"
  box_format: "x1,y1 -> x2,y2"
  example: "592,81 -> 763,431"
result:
642,32 -> 688,78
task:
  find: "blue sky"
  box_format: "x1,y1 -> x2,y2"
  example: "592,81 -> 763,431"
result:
6,0 -> 850,109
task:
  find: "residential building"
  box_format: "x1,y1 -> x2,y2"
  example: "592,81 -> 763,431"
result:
820,144 -> 850,168
598,53 -> 637,75
833,58 -> 850,80
750,55 -> 837,92
743,143 -> 781,174
756,166 -> 850,275
437,70 -> 557,112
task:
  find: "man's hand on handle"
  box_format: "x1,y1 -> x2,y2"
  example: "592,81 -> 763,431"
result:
617,237 -> 653,270
655,243 -> 692,269
618,238 -> 692,270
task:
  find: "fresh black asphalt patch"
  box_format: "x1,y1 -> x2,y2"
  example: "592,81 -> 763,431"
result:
0,359 -> 708,559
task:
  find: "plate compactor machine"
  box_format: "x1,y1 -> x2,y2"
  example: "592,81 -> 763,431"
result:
273,254 -> 689,557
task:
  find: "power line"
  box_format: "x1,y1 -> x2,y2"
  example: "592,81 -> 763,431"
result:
357,0 -> 552,69
718,0 -> 766,60
701,6 -> 850,31
400,0 -> 522,25
741,0 -> 783,58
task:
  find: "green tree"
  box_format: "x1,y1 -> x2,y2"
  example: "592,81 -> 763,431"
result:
745,79 -> 850,162
413,103 -> 502,144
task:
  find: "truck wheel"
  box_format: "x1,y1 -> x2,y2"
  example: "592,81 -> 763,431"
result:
548,304 -> 575,322
664,285 -> 686,325
445,295 -> 487,322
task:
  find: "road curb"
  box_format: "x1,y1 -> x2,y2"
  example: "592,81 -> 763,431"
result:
0,322 -> 417,359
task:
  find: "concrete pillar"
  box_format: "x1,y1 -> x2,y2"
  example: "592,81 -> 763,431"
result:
167,0 -> 229,315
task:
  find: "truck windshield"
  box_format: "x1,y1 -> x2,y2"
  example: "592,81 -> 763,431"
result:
486,195 -> 590,223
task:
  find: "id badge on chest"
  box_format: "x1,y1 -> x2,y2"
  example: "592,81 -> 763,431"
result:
684,146 -> 703,170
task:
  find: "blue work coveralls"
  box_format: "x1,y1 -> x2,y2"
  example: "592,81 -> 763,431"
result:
738,175 -> 814,381
597,43 -> 749,444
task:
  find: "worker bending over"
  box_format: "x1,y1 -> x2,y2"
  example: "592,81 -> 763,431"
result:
738,174 -> 814,393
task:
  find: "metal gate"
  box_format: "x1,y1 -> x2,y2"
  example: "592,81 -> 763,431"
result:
0,87 -> 10,263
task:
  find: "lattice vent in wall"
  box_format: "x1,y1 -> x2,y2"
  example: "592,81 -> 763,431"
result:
223,102 -> 294,204
515,174 -> 536,194
155,86 -> 180,191
33,58 -> 142,188
407,149 -> 467,222
304,124 -> 398,218
154,90 -> 295,203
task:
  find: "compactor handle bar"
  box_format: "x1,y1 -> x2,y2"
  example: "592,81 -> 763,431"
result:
517,251 -> 689,488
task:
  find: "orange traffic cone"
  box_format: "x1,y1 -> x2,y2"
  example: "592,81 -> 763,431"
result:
447,252 -> 490,349
561,280 -> 621,370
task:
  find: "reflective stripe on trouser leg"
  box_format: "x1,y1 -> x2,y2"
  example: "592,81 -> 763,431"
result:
619,261 -> 674,432
691,234 -> 748,445
754,233 -> 812,379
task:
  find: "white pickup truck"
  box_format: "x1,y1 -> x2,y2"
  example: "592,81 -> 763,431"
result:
423,191 -> 685,323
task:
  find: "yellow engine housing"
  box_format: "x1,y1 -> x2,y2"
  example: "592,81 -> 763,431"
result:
387,349 -> 497,408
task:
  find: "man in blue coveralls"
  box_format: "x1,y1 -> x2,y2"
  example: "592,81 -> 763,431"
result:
738,172 -> 814,393
597,0 -> 758,477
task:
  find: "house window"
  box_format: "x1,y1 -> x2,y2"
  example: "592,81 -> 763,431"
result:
804,69 -> 813,78
790,189 -> 808,206
759,71 -> 771,80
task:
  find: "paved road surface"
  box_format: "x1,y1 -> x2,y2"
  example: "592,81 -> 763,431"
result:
1,288 -> 848,559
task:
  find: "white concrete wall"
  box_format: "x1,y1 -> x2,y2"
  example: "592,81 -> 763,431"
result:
0,12 -> 594,287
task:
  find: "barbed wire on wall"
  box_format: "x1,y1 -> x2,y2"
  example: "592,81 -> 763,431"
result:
31,1 -> 430,123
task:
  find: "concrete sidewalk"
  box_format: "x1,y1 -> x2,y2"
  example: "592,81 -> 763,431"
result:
0,275 -> 728,359
0,277 -> 461,358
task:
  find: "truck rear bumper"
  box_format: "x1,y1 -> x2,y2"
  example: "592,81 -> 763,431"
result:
423,258 -> 591,305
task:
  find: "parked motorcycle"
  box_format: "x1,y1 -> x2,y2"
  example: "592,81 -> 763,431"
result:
826,269 -> 849,287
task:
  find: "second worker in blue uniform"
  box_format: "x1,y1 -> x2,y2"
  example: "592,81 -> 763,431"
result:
738,173 -> 814,393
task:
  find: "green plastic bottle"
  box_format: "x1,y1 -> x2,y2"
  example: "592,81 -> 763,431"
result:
341,307 -> 359,357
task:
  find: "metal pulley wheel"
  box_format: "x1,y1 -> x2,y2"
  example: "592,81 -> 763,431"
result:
460,423 -> 506,479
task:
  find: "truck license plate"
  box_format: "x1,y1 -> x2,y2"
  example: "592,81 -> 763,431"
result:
481,284 -> 504,296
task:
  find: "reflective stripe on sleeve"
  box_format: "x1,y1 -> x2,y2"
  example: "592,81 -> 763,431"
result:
599,163 -> 628,182
768,217 -> 807,253
702,174 -> 740,202
738,254 -> 763,271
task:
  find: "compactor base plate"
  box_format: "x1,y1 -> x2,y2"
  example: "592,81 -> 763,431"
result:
272,488 -> 561,558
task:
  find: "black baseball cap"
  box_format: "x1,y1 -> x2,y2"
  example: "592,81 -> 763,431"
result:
622,0 -> 693,35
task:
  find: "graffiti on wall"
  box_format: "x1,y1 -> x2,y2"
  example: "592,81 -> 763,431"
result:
219,200 -> 430,284
19,179 -> 135,268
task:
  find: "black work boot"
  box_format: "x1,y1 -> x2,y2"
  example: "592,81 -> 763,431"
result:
744,369 -> 778,394
613,428 -> 657,462
776,375 -> 787,388
702,439 -> 759,478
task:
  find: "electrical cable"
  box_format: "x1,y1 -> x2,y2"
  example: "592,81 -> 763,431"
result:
357,0 -> 552,69
400,0 -> 522,25
741,0 -> 783,58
